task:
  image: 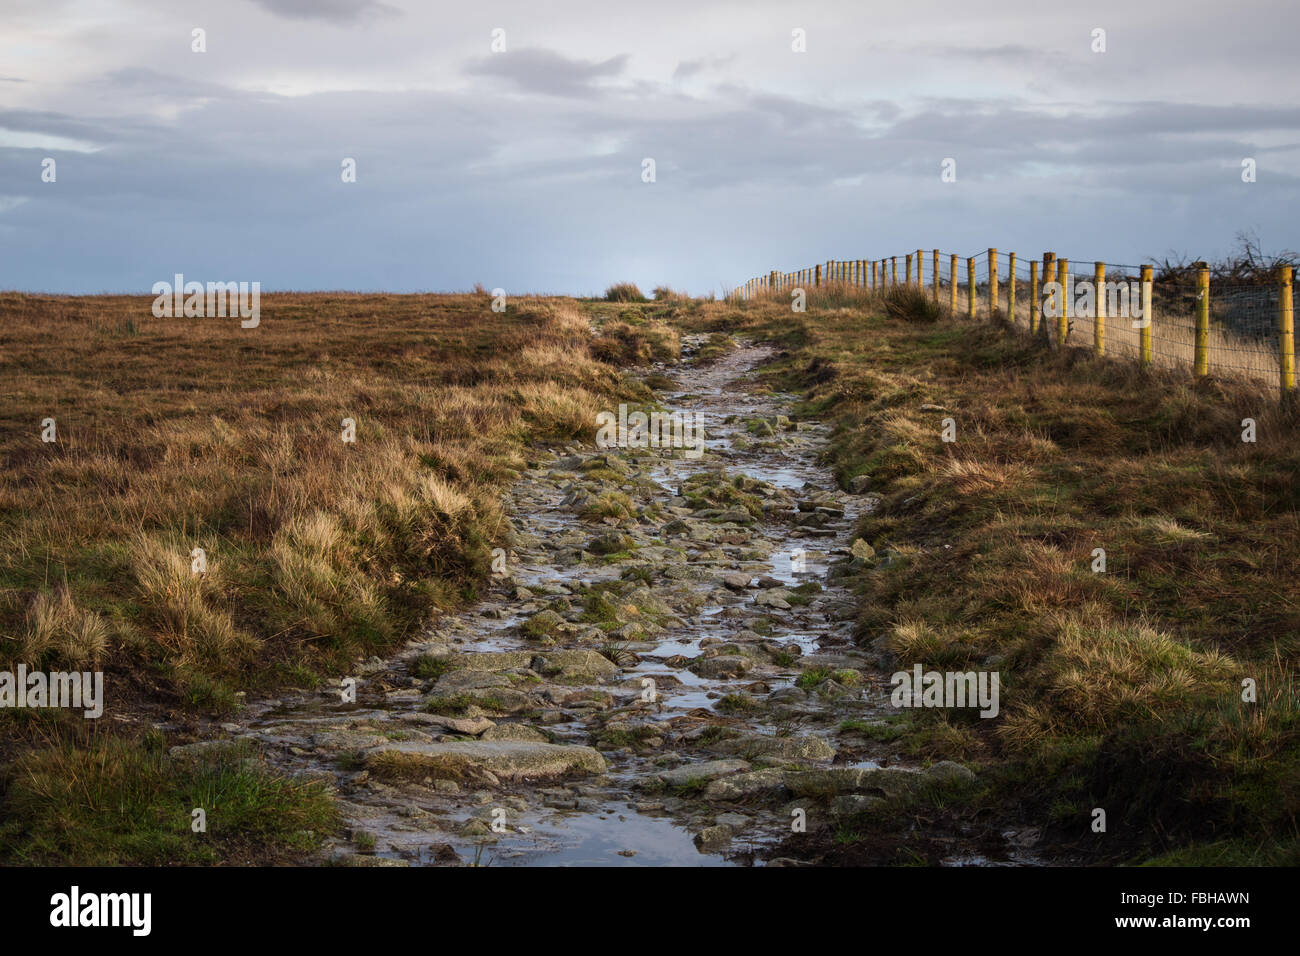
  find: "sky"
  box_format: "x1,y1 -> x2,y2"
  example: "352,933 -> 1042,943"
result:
1,0 -> 1297,296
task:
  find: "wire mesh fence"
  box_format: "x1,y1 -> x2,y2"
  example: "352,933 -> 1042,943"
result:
733,250 -> 1296,398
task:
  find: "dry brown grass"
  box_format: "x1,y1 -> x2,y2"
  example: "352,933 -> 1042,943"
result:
0,291 -> 649,713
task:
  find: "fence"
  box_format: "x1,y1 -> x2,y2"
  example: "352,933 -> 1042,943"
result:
732,250 -> 1297,399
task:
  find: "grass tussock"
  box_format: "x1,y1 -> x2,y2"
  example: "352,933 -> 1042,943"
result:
0,735 -> 337,865
604,282 -> 648,303
882,285 -> 942,323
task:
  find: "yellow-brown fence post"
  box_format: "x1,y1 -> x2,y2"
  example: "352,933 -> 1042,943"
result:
916,249 -> 924,288
1007,252 -> 1016,326
815,264 -> 822,288
1094,261 -> 1106,355
1057,256 -> 1070,344
967,257 -> 976,319
1280,265 -> 1295,397
949,253 -> 958,313
1195,261 -> 1210,376
1140,264 -> 1153,368
1029,258 -> 1038,333
932,249 -> 940,301
906,253 -> 913,286
988,248 -> 999,318
1043,253 -> 1057,338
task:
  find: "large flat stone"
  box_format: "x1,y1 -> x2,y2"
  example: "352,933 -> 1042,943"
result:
363,740 -> 606,782
703,769 -> 791,801
655,758 -> 752,788
714,734 -> 836,762
449,650 -> 618,680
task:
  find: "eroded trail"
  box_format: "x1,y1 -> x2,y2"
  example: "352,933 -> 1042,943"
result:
217,339 -> 1006,866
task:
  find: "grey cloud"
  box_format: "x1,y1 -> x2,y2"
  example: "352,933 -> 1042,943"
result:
101,67 -> 234,101
672,56 -> 734,82
0,108 -> 129,146
245,0 -> 398,22
465,49 -> 630,98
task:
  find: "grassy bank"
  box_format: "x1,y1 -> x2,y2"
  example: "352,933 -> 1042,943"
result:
0,291 -> 678,863
674,286 -> 1300,865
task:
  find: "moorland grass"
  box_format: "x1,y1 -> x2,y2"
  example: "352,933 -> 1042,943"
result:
671,284 -> 1300,864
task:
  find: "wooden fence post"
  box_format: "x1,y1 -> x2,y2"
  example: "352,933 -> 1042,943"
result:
949,253 -> 958,313
1057,257 -> 1070,345
1140,264 -> 1153,368
1094,261 -> 1106,355
1195,261 -> 1210,376
967,257 -> 976,319
932,249 -> 940,301
988,248 -> 999,317
1280,265 -> 1295,397
1007,252 -> 1016,325
916,249 -> 924,288
891,257 -> 898,286
815,264 -> 822,288
1029,259 -> 1038,333
1043,253 -> 1057,339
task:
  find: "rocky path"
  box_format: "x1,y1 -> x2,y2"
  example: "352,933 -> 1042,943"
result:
212,338 -> 997,866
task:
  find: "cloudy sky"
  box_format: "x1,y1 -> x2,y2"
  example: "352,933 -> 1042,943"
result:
1,0 -> 1297,295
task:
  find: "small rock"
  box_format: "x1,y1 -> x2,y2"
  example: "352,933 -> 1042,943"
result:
694,824 -> 732,850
